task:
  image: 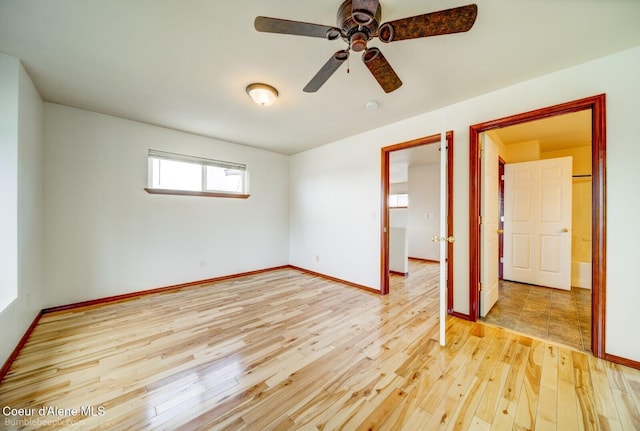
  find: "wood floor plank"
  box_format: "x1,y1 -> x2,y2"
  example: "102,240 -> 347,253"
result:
419,334 -> 482,414
421,325 -> 498,429
557,347 -> 581,431
1,261 -> 638,430
535,344 -> 559,430
514,338 -> 543,430
588,354 -> 624,430
489,338 -> 531,430
605,361 -> 640,430
573,351 -> 600,430
354,385 -> 408,431
472,331 -> 516,426
449,326 -> 511,431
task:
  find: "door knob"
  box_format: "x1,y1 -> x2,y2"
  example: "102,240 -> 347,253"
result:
432,236 -> 455,243
562,227 -> 569,233
497,229 -> 504,234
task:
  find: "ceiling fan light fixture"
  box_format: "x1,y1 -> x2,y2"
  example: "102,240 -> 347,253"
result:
246,83 -> 278,106
378,23 -> 394,43
351,9 -> 374,26
325,28 -> 342,40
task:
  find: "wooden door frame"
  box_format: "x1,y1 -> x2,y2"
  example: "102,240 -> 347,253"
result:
468,94 -> 606,358
381,131 -> 454,298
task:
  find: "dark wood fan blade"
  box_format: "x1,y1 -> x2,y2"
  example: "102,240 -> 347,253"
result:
351,0 -> 380,25
362,48 -> 402,93
255,16 -> 341,40
303,50 -> 349,93
378,4 -> 477,42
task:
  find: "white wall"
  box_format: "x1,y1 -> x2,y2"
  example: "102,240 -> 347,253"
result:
0,55 -> 44,367
289,133 -> 387,287
407,164 -> 440,260
0,54 -> 19,312
289,45 -> 640,362
389,209 -> 408,228
389,227 -> 408,274
389,182 -> 407,195
389,182 -> 408,228
43,104 -> 289,307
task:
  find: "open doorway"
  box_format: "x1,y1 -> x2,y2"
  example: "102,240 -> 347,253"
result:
469,94 -> 606,358
380,131 -> 453,295
381,132 -> 454,344
478,112 -> 592,351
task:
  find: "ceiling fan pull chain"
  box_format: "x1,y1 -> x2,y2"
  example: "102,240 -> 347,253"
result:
347,54 -> 350,74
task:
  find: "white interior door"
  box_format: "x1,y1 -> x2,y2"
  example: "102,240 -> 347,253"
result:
439,132 -> 448,346
504,157 -> 572,290
480,134 -> 499,317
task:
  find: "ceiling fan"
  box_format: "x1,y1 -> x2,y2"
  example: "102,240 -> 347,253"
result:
254,0 -> 478,93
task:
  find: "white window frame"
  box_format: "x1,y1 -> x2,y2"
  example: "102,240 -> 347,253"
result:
145,149 -> 250,198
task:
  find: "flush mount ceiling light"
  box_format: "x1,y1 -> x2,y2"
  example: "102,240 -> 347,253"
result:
246,83 -> 278,106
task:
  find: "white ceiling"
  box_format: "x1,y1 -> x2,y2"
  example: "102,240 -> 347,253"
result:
1,0 -> 639,155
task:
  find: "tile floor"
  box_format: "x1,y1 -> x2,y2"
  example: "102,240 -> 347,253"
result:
480,279 -> 592,352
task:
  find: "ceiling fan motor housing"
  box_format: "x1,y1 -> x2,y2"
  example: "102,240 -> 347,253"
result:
337,0 -> 382,51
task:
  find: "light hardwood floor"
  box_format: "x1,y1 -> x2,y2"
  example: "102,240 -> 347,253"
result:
1,261 -> 639,430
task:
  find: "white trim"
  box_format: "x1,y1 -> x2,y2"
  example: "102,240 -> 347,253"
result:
148,149 -> 246,171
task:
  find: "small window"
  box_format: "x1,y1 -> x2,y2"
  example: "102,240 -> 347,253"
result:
389,193 -> 409,208
145,150 -> 250,198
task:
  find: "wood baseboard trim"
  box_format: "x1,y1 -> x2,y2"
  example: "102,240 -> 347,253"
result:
288,265 -> 380,295
2,266 -> 289,382
4,264 -> 637,387
0,310 -> 43,384
605,353 -> 640,370
408,257 -> 440,263
449,311 -> 473,321
43,266 -> 290,315
389,271 -> 408,277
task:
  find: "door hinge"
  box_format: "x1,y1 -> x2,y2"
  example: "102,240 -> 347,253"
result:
479,216 -> 483,225
478,282 -> 483,292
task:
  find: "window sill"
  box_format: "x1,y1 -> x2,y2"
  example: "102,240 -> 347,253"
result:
144,188 -> 250,199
